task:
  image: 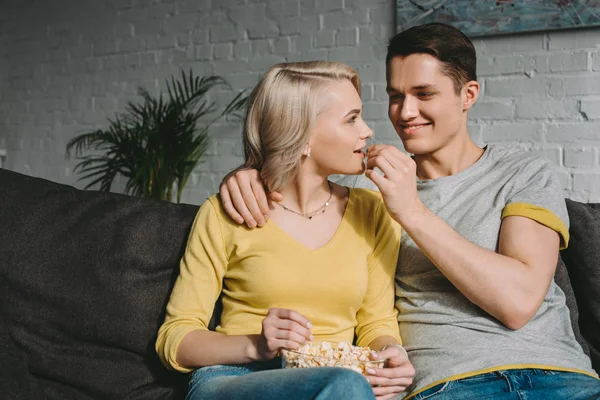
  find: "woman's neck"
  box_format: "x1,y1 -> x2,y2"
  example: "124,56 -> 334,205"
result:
278,174 -> 332,215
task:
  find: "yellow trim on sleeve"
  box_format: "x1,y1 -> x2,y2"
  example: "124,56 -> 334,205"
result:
406,364 -> 600,400
501,202 -> 570,249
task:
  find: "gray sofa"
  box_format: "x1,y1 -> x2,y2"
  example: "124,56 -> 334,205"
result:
0,168 -> 598,399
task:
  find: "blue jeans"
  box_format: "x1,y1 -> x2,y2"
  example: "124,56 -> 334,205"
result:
186,358 -> 375,400
412,369 -> 600,400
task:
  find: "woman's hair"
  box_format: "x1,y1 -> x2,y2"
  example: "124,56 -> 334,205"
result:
242,61 -> 360,192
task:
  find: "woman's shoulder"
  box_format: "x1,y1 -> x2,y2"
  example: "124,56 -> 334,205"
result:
345,187 -> 385,215
349,187 -> 382,200
197,194 -> 243,230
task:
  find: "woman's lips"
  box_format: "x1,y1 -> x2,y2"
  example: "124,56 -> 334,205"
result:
353,150 -> 365,159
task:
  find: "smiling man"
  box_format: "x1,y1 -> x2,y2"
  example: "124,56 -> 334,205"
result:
217,23 -> 600,399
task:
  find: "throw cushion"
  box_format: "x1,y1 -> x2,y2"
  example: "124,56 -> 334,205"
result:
561,199 -> 600,373
0,169 -> 198,399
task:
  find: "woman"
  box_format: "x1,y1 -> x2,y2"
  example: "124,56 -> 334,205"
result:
156,61 -> 414,400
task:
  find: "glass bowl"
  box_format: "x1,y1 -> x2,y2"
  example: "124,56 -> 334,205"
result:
280,341 -> 385,376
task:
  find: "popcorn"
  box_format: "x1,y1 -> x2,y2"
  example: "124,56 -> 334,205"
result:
281,341 -> 385,375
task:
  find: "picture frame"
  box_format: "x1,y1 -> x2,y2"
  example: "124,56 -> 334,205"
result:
396,1 -> 600,37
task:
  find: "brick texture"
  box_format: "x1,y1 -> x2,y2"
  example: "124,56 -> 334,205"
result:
1,0 -> 600,202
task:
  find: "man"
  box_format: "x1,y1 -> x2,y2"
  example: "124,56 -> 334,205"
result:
217,23 -> 600,399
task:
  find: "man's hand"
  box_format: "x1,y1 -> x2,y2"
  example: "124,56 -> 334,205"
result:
219,169 -> 282,228
365,145 -> 425,225
366,345 -> 415,400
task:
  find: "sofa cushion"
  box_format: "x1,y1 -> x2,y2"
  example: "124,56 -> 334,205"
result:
0,169 -> 198,399
554,257 -> 589,357
561,199 -> 600,373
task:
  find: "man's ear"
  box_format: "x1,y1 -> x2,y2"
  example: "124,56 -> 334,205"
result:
462,80 -> 480,111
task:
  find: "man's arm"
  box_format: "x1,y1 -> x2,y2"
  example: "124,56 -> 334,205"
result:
366,145 -> 561,330
400,210 -> 559,330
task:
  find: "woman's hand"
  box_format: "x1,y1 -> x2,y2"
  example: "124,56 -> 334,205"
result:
366,346 -> 415,400
256,308 -> 313,361
365,144 -> 426,226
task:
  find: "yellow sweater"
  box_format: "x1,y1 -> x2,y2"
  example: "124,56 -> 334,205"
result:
156,188 -> 402,372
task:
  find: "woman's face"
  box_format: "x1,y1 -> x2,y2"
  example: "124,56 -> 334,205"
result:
308,79 -> 373,176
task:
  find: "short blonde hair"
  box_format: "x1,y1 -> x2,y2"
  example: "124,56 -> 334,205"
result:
242,61 -> 360,192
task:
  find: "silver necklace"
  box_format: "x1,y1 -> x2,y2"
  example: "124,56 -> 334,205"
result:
277,182 -> 334,220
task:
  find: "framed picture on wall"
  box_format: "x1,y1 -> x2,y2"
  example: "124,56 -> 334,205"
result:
396,0 -> 600,37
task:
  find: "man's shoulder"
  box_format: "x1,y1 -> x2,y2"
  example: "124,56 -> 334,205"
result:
487,145 -> 555,177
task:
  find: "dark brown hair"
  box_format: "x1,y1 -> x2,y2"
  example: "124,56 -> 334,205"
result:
386,23 -> 477,93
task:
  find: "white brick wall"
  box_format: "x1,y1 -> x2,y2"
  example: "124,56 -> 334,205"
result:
1,0 -> 600,202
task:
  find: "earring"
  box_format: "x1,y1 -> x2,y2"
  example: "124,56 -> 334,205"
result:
307,149 -> 311,157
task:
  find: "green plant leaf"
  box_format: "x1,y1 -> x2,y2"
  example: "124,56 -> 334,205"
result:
66,69 -> 248,202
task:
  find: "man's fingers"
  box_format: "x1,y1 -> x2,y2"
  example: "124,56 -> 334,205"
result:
369,149 -> 404,169
219,182 -> 244,224
367,148 -> 407,172
237,174 -> 267,227
367,144 -> 389,155
365,169 -> 387,189
227,178 -> 259,228
249,178 -> 270,221
269,191 -> 284,203
368,145 -> 414,170
367,156 -> 398,179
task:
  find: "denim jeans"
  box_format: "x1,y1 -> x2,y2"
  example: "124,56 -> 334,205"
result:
186,358 -> 375,400
412,369 -> 600,400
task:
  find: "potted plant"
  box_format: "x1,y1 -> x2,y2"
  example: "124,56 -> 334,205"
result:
66,69 -> 247,202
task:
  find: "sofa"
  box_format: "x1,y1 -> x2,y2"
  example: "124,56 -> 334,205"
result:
0,168 -> 598,400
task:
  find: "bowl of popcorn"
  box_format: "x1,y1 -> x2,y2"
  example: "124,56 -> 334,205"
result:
281,341 -> 385,376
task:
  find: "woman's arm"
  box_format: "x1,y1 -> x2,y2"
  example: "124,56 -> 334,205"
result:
354,197 -> 413,399
354,198 -> 402,348
156,198 -> 312,372
177,331 -> 261,367
176,308 -> 312,369
155,198 -> 230,372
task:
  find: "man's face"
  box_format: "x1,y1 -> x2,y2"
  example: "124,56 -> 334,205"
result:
386,54 -> 470,156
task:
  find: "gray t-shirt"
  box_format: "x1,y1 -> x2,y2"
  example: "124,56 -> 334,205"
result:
337,144 -> 597,397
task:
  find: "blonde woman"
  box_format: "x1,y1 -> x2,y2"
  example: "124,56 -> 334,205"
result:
156,61 -> 415,400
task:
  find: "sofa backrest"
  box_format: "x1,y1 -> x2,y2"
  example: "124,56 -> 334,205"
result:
0,169 -> 198,399
0,168 -> 598,400
560,199 -> 600,373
